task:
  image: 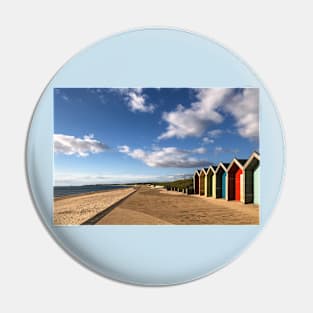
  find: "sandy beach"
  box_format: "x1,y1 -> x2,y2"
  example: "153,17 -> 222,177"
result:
96,185 -> 259,225
53,187 -> 136,225
54,185 -> 259,225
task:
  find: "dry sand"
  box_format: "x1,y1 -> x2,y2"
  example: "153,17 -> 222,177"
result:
53,187 -> 136,225
96,186 -> 259,225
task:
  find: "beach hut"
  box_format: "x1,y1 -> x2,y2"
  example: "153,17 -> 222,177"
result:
204,166 -> 217,197
201,168 -> 208,196
193,170 -> 201,195
243,152 -> 260,204
227,159 -> 247,202
199,168 -> 207,195
215,163 -> 229,199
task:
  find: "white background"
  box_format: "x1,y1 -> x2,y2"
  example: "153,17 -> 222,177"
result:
1,1 -> 312,312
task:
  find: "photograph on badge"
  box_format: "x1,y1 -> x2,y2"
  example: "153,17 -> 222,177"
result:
53,88 -> 260,225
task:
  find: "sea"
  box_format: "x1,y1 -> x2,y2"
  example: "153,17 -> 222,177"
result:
54,185 -> 130,198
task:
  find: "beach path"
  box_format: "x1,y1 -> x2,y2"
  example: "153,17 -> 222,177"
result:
54,187 -> 136,225
96,186 -> 259,225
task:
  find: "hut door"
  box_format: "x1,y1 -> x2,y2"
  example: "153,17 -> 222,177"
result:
240,173 -> 244,202
235,169 -> 243,201
222,172 -> 226,198
253,166 -> 260,204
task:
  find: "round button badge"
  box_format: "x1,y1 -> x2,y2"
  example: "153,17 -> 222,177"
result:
26,28 -> 285,285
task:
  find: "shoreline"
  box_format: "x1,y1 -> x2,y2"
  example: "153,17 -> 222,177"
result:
53,187 -> 136,225
54,185 -> 135,201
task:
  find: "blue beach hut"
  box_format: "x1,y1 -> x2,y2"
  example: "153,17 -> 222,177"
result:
215,162 -> 229,199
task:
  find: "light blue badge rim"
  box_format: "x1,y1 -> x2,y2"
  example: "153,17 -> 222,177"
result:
26,28 -> 285,286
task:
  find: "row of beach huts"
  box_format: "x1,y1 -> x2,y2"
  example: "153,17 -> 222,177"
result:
193,151 -> 260,205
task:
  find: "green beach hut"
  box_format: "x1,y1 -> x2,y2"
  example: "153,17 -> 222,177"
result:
243,152 -> 260,205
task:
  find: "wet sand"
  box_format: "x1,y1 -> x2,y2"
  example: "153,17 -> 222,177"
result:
53,187 -> 136,225
96,186 -> 259,225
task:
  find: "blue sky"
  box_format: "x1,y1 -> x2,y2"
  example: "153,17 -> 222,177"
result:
54,88 -> 259,186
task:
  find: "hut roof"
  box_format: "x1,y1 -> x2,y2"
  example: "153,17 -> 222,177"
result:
227,158 -> 246,171
207,165 -> 217,173
244,152 -> 260,169
193,169 -> 200,176
200,168 -> 208,175
237,159 -> 248,166
216,162 -> 228,172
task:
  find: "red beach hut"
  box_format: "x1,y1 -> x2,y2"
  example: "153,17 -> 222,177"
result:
227,159 -> 247,202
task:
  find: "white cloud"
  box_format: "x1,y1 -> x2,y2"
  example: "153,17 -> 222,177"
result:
202,128 -> 223,144
158,88 -> 259,140
54,134 -> 108,157
202,137 -> 215,144
224,88 -> 259,139
119,145 -> 211,168
88,88 -> 155,112
127,91 -> 155,113
214,146 -> 239,155
54,172 -> 193,186
192,147 -> 207,154
207,129 -> 223,138
112,88 -> 155,113
158,89 -> 232,139
117,145 -> 130,153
